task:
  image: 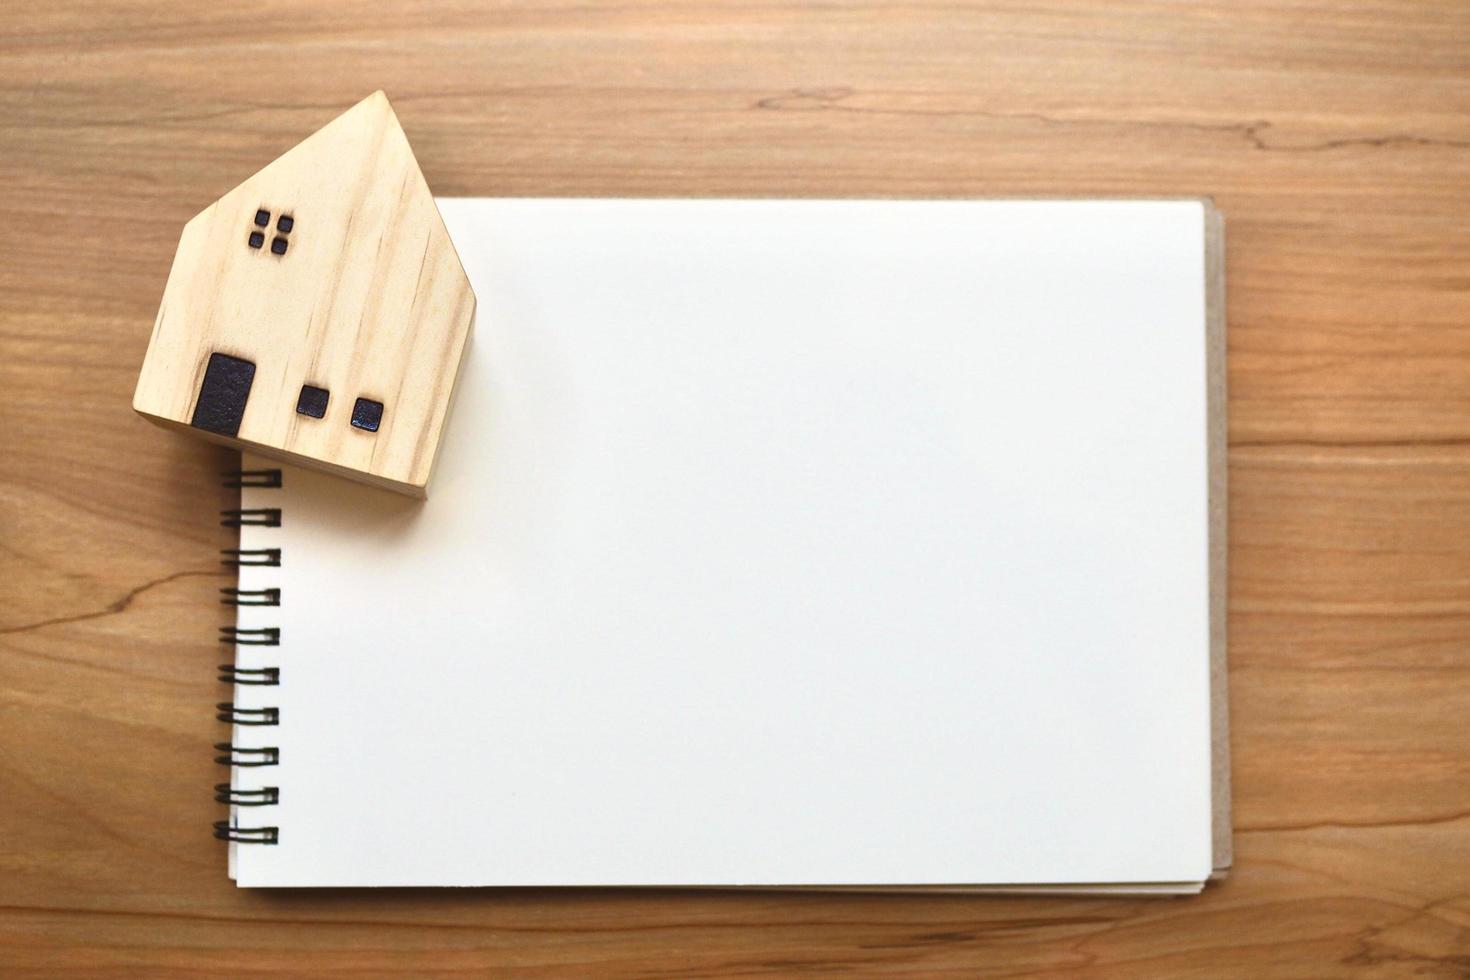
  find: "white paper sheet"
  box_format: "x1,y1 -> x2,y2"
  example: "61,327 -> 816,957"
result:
229,198 -> 1214,887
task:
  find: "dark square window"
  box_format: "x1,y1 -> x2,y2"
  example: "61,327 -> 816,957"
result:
270,236 -> 288,255
296,384 -> 329,419
254,208 -> 270,227
277,214 -> 294,233
351,397 -> 384,432
247,231 -> 264,249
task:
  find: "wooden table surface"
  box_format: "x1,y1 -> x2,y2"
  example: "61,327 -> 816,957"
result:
3,1 -> 1468,975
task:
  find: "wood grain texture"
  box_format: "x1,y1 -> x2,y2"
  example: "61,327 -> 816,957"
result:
1,1 -> 1468,975
133,91 -> 475,497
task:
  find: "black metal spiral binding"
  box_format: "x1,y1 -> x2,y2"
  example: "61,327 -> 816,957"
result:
220,548 -> 280,567
219,626 -> 280,646
220,508 -> 282,528
220,587 -> 280,606
223,469 -> 284,488
215,784 -> 279,806
213,822 -> 279,844
216,467 -> 282,846
214,742 -> 280,766
217,665 -> 280,685
216,703 -> 280,725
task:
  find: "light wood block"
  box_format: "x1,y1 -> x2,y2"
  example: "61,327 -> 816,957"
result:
132,91 -> 475,497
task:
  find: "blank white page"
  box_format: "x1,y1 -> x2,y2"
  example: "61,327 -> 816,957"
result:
230,199 -> 1214,887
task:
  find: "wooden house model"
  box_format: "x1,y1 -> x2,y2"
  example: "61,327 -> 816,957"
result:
133,91 -> 475,497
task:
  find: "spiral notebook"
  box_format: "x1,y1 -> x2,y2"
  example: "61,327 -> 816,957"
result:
218,198 -> 1230,891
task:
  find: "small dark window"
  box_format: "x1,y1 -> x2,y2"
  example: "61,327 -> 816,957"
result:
270,236 -> 288,256
277,214 -> 294,234
247,231 -> 265,249
350,398 -> 384,432
254,208 -> 270,227
296,384 -> 329,419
